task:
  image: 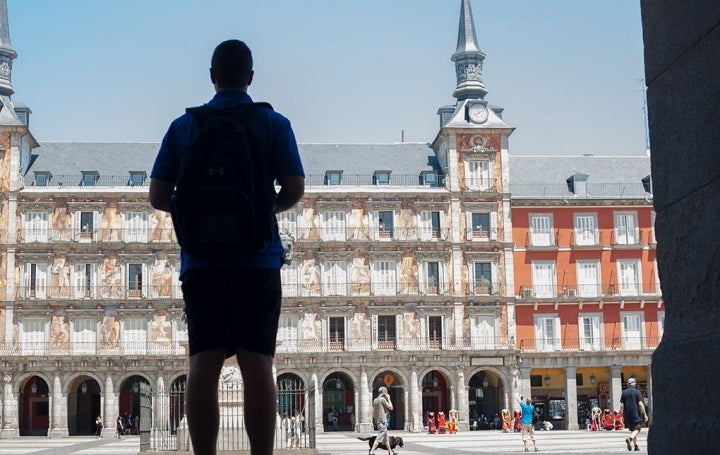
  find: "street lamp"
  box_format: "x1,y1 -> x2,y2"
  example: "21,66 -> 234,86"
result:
482,376 -> 489,388
589,372 -> 596,385
132,382 -> 140,394
544,375 -> 551,387
30,382 -> 37,394
81,382 -> 88,394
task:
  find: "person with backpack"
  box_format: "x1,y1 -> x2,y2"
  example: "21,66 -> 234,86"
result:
149,39 -> 305,455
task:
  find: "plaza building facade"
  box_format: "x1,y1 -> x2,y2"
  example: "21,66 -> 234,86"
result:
0,0 -> 657,438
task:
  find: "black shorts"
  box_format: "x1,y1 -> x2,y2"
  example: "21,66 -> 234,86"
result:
181,267 -> 282,358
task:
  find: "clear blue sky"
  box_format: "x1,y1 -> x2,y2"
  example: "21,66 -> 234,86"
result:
8,0 -> 646,156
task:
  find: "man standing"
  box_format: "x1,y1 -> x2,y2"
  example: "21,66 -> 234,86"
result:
619,377 -> 648,451
517,396 -> 538,452
369,386 -> 395,455
149,40 -> 305,455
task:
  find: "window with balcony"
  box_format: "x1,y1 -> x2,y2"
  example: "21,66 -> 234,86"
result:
124,212 -> 149,242
576,261 -> 600,297
24,211 -> 50,242
466,160 -> 491,191
428,316 -> 443,349
471,262 -> 493,295
329,317 -> 345,351
78,211 -> 95,242
277,315 -> 299,352
73,319 -> 97,354
419,211 -> 442,240
371,260 -> 397,296
72,263 -> 96,299
21,319 -> 45,355
614,212 -> 639,245
280,262 -> 299,297
534,314 -> 560,351
621,313 -> 643,349
473,315 -> 497,349
578,314 -> 602,351
376,315 -> 396,350
124,318 -> 147,354
127,264 -> 144,298
531,261 -> 556,298
529,214 -> 554,246
277,211 -> 298,238
573,213 -> 598,246
468,212 -> 491,240
322,261 -> 347,296
618,260 -> 641,296
376,210 -> 394,239
322,211 -> 346,241
421,261 -> 444,295
23,263 -> 48,299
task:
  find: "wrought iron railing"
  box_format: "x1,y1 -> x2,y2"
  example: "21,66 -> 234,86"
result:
16,285 -> 182,301
518,282 -> 662,299
519,336 -> 661,352
0,341 -> 187,356
275,336 -> 513,353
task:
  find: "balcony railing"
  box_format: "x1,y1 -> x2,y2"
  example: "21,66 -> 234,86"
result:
518,282 -> 662,299
275,335 -> 513,353
0,340 -> 187,357
282,226 -> 453,242
281,281 -> 463,298
519,336 -> 661,352
17,285 -> 182,300
18,228 -> 177,244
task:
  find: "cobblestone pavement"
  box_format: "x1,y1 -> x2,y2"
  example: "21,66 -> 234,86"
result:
0,429 -> 648,454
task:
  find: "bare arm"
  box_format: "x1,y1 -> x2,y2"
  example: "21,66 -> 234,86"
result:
638,400 -> 648,421
149,178 -> 174,213
384,394 -> 393,411
275,175 -> 305,213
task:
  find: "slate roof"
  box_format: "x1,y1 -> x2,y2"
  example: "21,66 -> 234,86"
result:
25,142 -> 652,199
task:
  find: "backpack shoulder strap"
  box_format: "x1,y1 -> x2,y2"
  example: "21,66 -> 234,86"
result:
185,102 -> 274,126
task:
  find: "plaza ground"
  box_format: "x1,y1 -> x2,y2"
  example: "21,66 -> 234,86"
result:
0,430 -> 648,455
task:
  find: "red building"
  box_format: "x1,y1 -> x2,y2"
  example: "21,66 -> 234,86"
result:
509,155 -> 661,430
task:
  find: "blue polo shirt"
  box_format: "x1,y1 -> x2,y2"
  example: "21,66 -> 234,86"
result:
150,90 -> 304,277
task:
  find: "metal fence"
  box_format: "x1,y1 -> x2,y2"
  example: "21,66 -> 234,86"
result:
142,377 -> 314,452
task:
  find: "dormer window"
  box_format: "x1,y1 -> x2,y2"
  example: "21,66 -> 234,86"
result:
566,173 -> 588,197
325,171 -> 342,186
33,172 -> 51,186
373,171 -> 391,185
129,171 -> 147,187
642,175 -> 653,194
81,171 -> 99,186
421,171 -> 438,187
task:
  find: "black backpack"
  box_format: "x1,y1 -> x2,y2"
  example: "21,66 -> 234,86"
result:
171,102 -> 277,260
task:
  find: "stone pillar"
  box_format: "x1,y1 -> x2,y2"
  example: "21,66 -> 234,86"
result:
311,374 -> 322,433
102,376 -> 115,438
519,366 -> 532,405
408,371 -> 422,432
564,366 -> 578,430
641,1 -> 720,452
49,375 -> 69,438
358,371 -> 372,433
456,370 -> 469,431
609,365 -> 622,412
0,374 -> 18,438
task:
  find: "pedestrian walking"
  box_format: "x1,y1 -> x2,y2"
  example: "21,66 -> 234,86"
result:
619,377 -> 648,451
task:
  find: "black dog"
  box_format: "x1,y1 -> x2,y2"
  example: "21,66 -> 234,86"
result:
357,435 -> 404,450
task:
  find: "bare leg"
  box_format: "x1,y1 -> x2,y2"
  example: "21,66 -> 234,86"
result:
186,347 -> 226,455
237,349 -> 276,455
385,440 -> 393,454
370,439 -> 380,453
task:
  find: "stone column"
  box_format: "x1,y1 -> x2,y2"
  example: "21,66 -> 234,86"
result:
408,371 -> 422,432
456,370 -> 469,431
641,2 -> 720,452
609,365 -> 623,412
0,374 -> 18,438
358,371 -> 372,433
519,366 -> 532,405
103,376 -> 117,438
310,374 -> 322,433
564,366 -> 578,430
49,375 -> 69,438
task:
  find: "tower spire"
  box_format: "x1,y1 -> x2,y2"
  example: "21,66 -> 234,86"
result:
451,0 -> 486,101
0,0 -> 17,96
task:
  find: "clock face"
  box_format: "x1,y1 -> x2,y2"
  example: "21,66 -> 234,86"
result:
468,103 -> 488,124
